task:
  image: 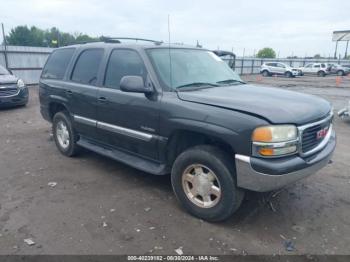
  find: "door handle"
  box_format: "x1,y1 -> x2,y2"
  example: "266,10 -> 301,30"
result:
98,97 -> 108,103
66,90 -> 73,95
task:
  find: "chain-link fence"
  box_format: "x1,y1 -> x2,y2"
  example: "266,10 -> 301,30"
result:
1,45 -> 350,84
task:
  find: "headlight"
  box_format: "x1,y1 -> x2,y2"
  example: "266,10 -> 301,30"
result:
252,125 -> 298,157
17,79 -> 25,89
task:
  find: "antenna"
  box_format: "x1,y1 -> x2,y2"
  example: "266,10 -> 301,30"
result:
168,14 -> 173,89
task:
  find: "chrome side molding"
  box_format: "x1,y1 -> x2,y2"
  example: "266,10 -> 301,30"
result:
73,115 -> 97,127
97,122 -> 153,141
72,114 -> 153,142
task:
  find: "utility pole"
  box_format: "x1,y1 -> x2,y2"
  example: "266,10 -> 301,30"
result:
1,23 -> 9,70
334,40 -> 339,59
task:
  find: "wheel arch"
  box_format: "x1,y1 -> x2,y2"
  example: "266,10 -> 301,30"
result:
165,129 -> 236,167
48,101 -> 69,121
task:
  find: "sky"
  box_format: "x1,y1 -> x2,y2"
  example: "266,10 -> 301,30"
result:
1,0 -> 350,57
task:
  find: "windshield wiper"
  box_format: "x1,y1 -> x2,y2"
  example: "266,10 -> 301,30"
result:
175,82 -> 219,89
216,79 -> 245,85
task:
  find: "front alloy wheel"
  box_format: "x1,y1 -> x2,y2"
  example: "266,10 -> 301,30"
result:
171,145 -> 244,222
182,164 -> 221,208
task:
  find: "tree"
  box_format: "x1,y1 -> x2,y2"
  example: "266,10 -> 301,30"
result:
256,47 -> 276,58
313,54 -> 322,59
6,26 -> 35,46
5,25 -> 98,47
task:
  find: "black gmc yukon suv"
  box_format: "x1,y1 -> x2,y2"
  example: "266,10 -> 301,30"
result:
39,40 -> 336,221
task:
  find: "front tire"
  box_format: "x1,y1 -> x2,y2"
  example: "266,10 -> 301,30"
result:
52,111 -> 79,157
337,70 -> 345,76
171,145 -> 244,222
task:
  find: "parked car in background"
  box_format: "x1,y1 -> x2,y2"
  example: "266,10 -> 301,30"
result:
299,63 -> 330,77
338,100 -> 350,118
260,62 -> 301,77
0,65 -> 28,108
212,50 -> 236,70
328,63 -> 350,76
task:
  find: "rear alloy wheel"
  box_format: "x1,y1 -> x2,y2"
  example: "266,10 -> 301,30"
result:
318,71 -> 326,77
285,71 -> 292,78
53,111 -> 79,157
262,70 -> 270,77
171,145 -> 244,222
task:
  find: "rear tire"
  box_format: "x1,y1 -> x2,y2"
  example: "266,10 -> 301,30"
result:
318,71 -> 326,77
171,145 -> 244,222
52,111 -> 79,157
262,70 -> 270,77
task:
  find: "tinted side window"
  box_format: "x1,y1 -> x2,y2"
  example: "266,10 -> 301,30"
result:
104,49 -> 146,89
314,64 -> 320,68
42,48 -> 75,79
71,49 -> 104,85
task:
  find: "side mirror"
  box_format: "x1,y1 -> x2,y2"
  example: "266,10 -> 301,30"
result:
120,76 -> 153,94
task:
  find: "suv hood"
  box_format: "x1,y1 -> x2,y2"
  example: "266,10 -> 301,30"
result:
177,84 -> 331,125
0,74 -> 18,84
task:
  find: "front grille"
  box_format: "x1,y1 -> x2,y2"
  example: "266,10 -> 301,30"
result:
301,118 -> 331,153
0,84 -> 18,97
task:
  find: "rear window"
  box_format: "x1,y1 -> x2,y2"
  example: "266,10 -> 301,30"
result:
71,49 -> 104,85
41,48 -> 75,79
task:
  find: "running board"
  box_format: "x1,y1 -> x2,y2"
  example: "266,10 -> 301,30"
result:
77,137 -> 169,175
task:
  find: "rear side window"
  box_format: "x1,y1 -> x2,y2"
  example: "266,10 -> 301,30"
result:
314,64 -> 320,68
41,48 -> 75,79
71,49 -> 104,85
104,49 -> 146,89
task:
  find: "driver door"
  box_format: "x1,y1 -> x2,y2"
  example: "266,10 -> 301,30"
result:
96,48 -> 160,160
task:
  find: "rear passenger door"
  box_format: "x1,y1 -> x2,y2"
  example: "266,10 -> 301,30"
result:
96,48 -> 160,160
276,63 -> 286,75
312,64 -> 321,74
65,48 -> 104,140
303,64 -> 313,74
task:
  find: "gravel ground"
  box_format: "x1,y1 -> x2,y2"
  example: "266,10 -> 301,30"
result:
0,75 -> 349,255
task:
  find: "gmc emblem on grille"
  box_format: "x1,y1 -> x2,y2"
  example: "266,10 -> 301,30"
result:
316,127 -> 329,140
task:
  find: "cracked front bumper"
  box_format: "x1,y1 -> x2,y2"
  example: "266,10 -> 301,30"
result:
235,129 -> 336,192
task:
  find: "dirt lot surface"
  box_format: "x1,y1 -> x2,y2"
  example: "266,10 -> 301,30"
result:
0,75 -> 349,255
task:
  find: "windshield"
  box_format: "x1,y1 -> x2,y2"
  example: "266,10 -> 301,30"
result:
147,48 -> 242,90
0,65 -> 10,75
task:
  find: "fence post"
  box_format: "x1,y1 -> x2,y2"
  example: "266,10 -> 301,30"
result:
251,58 -> 254,74
241,57 -> 244,75
1,23 -> 9,70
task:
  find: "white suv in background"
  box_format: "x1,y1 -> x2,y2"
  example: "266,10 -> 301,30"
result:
299,63 -> 330,77
260,62 -> 301,77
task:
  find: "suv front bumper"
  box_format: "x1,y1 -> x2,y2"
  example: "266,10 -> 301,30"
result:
235,129 -> 335,192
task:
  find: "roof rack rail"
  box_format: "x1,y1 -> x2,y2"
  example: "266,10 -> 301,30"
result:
101,37 -> 163,45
